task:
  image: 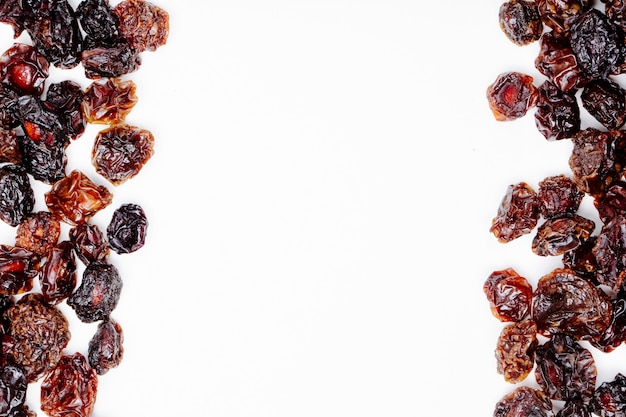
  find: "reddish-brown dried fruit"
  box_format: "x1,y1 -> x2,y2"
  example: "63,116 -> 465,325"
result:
487,72 -> 539,121
92,123 -> 154,185
538,0 -> 592,32
499,0 -> 543,46
535,31 -> 588,93
40,353 -> 98,417
537,175 -> 583,218
591,373 -> 626,417
0,128 -> 21,164
14,211 -> 60,257
490,182 -> 539,243
581,78 -> 626,130
534,79 -> 581,141
113,0 -> 169,53
532,268 -> 612,341
0,43 -> 49,96
0,244 -> 39,295
88,319 -> 123,375
532,214 -> 595,256
69,222 -> 109,265
495,319 -> 538,383
3,293 -> 70,382
494,386 -> 554,417
484,268 -> 533,322
592,297 -> 626,352
592,214 -> 626,292
68,262 -> 122,323
82,77 -> 137,124
40,241 -> 77,305
534,333 -> 597,401
45,170 -> 113,225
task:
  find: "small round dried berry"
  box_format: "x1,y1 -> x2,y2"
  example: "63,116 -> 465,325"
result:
107,203 -> 148,254
487,72 -> 538,121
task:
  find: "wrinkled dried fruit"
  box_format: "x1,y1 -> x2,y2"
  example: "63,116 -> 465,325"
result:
534,333 -> 597,401
68,262 -> 122,323
114,0 -> 169,53
3,293 -> 70,382
490,182 -> 539,242
40,241 -> 76,305
45,170 -> 113,225
83,77 -> 137,124
495,319 -> 537,383
494,386 -> 554,417
532,214 -> 595,257
69,222 -> 109,265
107,203 -> 147,254
0,165 -> 33,227
40,353 -> 97,417
484,268 -> 533,322
487,72 -> 539,121
499,0 -> 543,46
92,123 -> 154,185
88,319 -> 123,375
532,268 -> 612,341
14,211 -> 60,257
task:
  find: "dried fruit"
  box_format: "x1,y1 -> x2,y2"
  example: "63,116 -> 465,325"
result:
14,211 -> 60,257
114,0 -> 169,53
3,293 -> 70,382
490,182 -> 539,243
107,203 -> 148,254
68,262 -> 122,323
494,386 -> 554,417
487,72 -> 539,121
88,319 -> 123,375
92,123 -> 154,185
499,0 -> 543,46
0,165 -> 34,227
40,353 -> 97,417
484,268 -> 533,322
82,77 -> 137,124
45,170 -> 113,225
69,222 -> 109,265
495,319 -> 537,383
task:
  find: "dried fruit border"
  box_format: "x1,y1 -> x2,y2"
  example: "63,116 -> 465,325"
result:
0,0 -> 169,416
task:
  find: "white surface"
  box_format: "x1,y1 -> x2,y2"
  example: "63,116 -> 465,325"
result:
4,0 -> 621,416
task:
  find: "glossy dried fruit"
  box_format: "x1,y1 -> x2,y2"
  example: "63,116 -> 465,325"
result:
44,80 -> 86,140
25,0 -> 83,69
83,77 -> 137,124
562,236 -> 599,281
114,0 -> 169,53
592,296 -> 626,352
40,241 -> 76,305
499,0 -> 543,46
531,214 -> 595,257
570,8 -> 624,78
538,0 -> 592,32
595,181 -> 626,222
3,293 -> 70,382
40,353 -> 97,417
534,333 -> 597,401
0,43 -> 48,96
68,262 -> 122,323
537,175 -> 583,218
592,214 -> 626,292
107,203 -> 147,254
569,128 -> 622,198
0,164 -> 34,228
591,373 -> 626,417
494,386 -> 554,417
45,170 -> 113,225
92,123 -> 154,185
0,364 -> 26,417
0,245 -> 38,295
0,128 -> 20,164
69,222 -> 109,265
534,79 -> 581,141
487,72 -> 539,121
535,31 -> 588,93
88,319 -> 123,375
484,268 -> 533,322
76,0 -> 119,41
557,401 -> 592,417
490,182 -> 539,243
532,268 -> 612,341
81,36 -> 141,79
14,211 -> 60,257
495,319 -> 537,383
581,78 -> 626,130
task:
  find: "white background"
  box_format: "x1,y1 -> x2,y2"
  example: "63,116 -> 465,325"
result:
5,0 -> 626,416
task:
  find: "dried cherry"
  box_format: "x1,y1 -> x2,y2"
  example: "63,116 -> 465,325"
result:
484,268 -> 533,322
487,72 -> 539,121
495,319 -> 537,383
490,182 -> 539,243
68,262 -> 122,323
107,203 -> 148,254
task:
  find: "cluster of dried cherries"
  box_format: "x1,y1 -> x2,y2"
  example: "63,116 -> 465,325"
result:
0,0 -> 169,416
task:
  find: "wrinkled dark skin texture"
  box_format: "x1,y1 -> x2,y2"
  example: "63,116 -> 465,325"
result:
495,319 -> 537,384
499,0 -> 543,46
490,182 -> 539,242
487,72 -> 539,121
591,373 -> 626,417
532,214 -> 595,257
88,319 -> 123,375
494,386 -> 554,417
532,268 -> 612,341
581,78 -> 626,130
484,268 -> 533,322
107,203 -> 148,254
537,175 -> 583,218
0,165 -> 33,227
535,79 -> 581,141
534,333 -> 597,402
40,353 -> 97,417
68,262 -> 122,323
69,222 -> 109,265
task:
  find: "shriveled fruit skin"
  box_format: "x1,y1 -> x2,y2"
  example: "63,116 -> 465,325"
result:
88,319 -> 123,375
68,262 -> 122,323
490,182 -> 539,243
484,268 -> 533,322
3,293 -> 70,382
487,72 -> 538,121
494,386 -> 554,417
495,319 -> 537,383
114,0 -> 169,53
533,268 -> 612,342
40,353 -> 98,417
107,203 -> 148,254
